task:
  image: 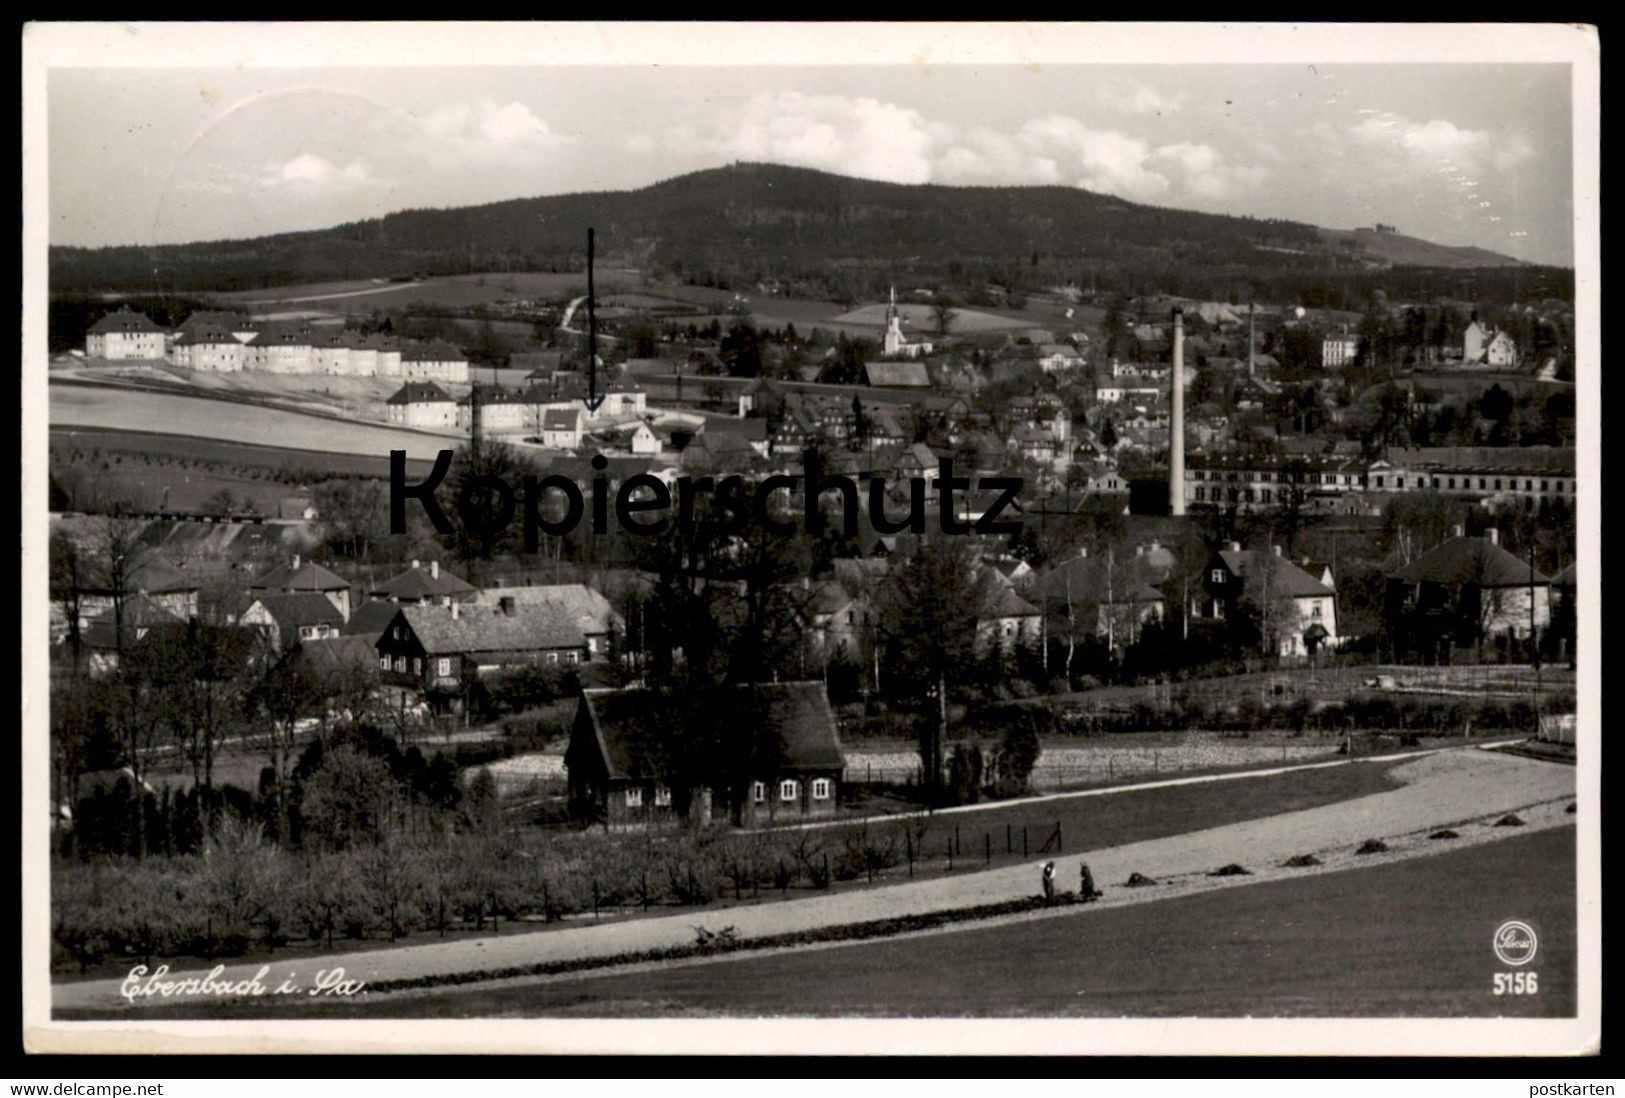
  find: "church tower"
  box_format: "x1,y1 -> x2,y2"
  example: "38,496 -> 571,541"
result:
884,286 -> 905,356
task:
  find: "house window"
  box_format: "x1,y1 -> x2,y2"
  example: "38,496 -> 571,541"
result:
411,657 -> 420,674
1397,477 -> 1405,489
394,656 -> 406,672
654,786 -> 672,807
625,788 -> 643,809
812,778 -> 832,801
437,658 -> 450,677
779,779 -> 798,802
751,781 -> 766,804
379,655 -> 390,670
1211,569 -> 1225,584
1375,476 -> 1384,488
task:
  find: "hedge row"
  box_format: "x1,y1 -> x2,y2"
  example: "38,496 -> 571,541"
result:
52,815 -> 938,974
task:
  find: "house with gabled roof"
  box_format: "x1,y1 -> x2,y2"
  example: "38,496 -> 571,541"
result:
541,406 -> 584,449
400,339 -> 470,384
79,595 -> 186,676
386,381 -> 459,429
565,682 -> 845,829
1385,526 -> 1548,647
1198,542 -> 1338,657
471,582 -> 622,660
1034,547 -> 1168,651
375,600 -> 588,708
86,308 -> 165,361
368,559 -> 476,607
251,554 -> 352,622
975,584 -> 1042,655
240,592 -> 345,650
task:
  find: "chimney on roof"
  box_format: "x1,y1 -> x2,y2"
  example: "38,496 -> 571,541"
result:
291,553 -> 300,571
411,559 -> 420,571
1078,547 -> 1088,559
451,601 -> 460,621
1272,544 -> 1282,557
431,560 -> 440,579
1247,302 -> 1257,379
1486,527 -> 1499,546
499,596 -> 516,617
1227,540 -> 1242,552
1452,524 -> 1465,538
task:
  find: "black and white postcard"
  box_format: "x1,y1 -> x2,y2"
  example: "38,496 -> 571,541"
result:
20,21 -> 1600,1056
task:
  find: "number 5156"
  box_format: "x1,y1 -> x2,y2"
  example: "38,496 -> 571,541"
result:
1493,972 -> 1538,995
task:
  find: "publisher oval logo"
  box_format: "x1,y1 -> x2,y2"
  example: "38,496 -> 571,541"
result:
1493,920 -> 1538,966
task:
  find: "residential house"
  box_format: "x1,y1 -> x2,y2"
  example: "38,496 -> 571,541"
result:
565,682 -> 845,829
171,320 -> 247,372
240,592 -> 345,650
542,407 -> 584,449
400,340 -> 470,384
470,582 -> 623,661
375,600 -> 588,708
628,422 -> 662,456
976,586 -> 1043,655
368,559 -> 476,607
78,595 -> 186,677
85,308 -> 165,361
1197,543 -> 1339,657
1385,527 -> 1549,649
386,381 -> 459,430
1033,344 -> 1086,372
250,554 -> 352,623
1322,333 -> 1359,369
1034,547 -> 1167,651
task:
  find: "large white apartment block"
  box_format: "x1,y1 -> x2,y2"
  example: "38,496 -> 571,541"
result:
86,309 -> 166,361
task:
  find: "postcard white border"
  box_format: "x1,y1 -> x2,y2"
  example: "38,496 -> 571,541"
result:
20,20 -> 1601,1057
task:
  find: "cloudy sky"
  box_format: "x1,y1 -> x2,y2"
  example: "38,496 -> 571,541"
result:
46,55 -> 1575,265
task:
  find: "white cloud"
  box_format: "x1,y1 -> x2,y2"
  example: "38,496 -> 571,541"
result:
677,92 -> 1268,208
674,91 -> 936,184
1348,111 -> 1532,176
420,98 -> 572,161
262,154 -> 377,191
1092,77 -> 1187,116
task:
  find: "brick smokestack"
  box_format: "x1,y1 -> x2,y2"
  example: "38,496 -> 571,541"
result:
1248,301 -> 1256,379
1170,307 -> 1186,517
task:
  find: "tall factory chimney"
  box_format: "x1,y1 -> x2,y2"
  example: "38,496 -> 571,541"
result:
1170,307 -> 1186,517
1247,301 -> 1257,379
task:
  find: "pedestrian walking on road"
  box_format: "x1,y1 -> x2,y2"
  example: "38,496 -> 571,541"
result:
1079,861 -> 1100,902
1041,860 -> 1056,901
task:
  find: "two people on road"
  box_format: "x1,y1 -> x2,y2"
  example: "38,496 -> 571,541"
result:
1039,859 -> 1103,903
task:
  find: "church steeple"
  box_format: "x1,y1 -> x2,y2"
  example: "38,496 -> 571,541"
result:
884,285 -> 904,356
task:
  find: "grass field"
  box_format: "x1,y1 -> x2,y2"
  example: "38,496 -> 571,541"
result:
207,271 -> 644,312
364,825 -> 1578,1019
50,427 -> 436,482
50,382 -> 464,461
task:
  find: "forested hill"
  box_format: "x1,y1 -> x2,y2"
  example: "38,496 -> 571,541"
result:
50,162 -> 1560,304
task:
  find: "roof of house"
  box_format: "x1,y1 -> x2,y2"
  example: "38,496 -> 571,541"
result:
387,381 -> 455,405
864,361 -> 932,388
1217,549 -> 1336,598
473,582 -> 623,636
252,558 -> 350,593
343,599 -> 401,645
1389,536 -> 1551,588
369,561 -> 475,601
703,416 -> 769,442
981,587 -> 1040,619
81,594 -> 185,649
542,408 -> 581,430
574,681 -> 844,782
391,601 -> 587,656
289,635 -> 379,679
1035,555 -> 1167,606
1552,562 -> 1576,588
88,309 -> 163,335
253,592 -> 345,632
402,339 -> 467,363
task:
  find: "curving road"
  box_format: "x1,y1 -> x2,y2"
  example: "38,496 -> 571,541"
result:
52,746 -> 1574,1015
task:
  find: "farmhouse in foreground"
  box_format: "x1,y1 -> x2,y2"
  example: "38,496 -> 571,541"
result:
565,682 -> 845,830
